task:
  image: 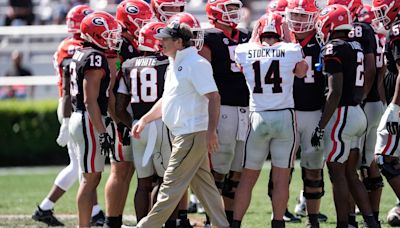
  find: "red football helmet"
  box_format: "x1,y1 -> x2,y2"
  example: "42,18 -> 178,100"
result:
138,21 -> 166,52
151,0 -> 186,22
357,4 -> 375,24
326,0 -> 363,19
206,0 -> 243,28
286,0 -> 321,33
80,11 -> 122,51
315,4 -> 353,45
66,5 -> 93,33
168,12 -> 204,50
372,0 -> 400,29
116,0 -> 154,38
251,13 -> 284,44
266,0 -> 288,17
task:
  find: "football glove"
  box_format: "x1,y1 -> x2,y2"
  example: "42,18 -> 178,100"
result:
117,122 -> 131,146
56,118 -> 70,147
386,103 -> 400,135
311,126 -> 324,148
99,132 -> 114,157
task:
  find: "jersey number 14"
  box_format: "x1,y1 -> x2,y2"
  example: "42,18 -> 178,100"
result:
252,60 -> 282,94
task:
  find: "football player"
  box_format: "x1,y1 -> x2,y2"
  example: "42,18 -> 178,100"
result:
372,0 -> 400,219
103,1 -> 153,227
199,0 -> 250,225
233,13 -> 308,228
312,5 -> 378,228
68,11 -> 121,227
151,0 -> 186,22
285,0 -> 326,227
32,5 -> 105,227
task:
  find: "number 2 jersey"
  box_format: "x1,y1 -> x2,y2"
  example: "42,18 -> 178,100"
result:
322,39 -> 364,106
70,46 -> 110,116
204,28 -> 250,107
119,54 -> 169,120
235,42 -> 303,111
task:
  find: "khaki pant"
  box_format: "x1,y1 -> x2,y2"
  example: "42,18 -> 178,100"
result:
136,131 -> 229,228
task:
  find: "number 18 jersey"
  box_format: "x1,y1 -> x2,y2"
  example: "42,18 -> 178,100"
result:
120,55 -> 169,120
235,42 -> 303,112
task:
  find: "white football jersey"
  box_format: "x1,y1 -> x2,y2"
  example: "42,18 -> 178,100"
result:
235,42 -> 303,111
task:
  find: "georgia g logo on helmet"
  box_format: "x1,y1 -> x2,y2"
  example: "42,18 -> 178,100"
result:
209,0 -> 217,3
83,9 -> 93,16
156,27 -> 163,34
320,7 -> 332,16
126,5 -> 139,14
92,17 -> 105,26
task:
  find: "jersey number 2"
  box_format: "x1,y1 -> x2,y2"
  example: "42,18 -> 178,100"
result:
130,67 -> 158,103
252,60 -> 282,94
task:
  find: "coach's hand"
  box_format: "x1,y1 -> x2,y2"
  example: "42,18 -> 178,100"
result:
386,103 -> 400,135
117,122 -> 131,146
99,132 -> 114,157
311,126 -> 324,148
56,118 -> 70,147
207,129 -> 219,154
132,119 -> 147,139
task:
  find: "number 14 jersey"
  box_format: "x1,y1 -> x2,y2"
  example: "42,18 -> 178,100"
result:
235,42 -> 303,112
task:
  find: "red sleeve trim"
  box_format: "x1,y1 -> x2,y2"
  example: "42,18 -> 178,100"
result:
324,56 -> 342,64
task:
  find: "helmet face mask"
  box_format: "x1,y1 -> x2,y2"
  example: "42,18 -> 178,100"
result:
206,0 -> 243,28
103,25 -> 123,51
286,10 -> 318,33
372,3 -> 395,29
152,0 -> 186,22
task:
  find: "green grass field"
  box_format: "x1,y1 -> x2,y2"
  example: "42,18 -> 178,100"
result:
0,163 -> 398,227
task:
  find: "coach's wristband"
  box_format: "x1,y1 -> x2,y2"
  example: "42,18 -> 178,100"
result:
388,103 -> 400,113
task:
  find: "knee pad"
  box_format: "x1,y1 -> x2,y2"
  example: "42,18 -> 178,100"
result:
211,170 -> 225,191
54,163 -> 79,191
378,157 -> 400,181
222,174 -> 239,199
302,168 -> 324,200
360,166 -> 384,191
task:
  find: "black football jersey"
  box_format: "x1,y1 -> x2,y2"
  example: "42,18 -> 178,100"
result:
384,23 -> 400,102
121,54 -> 168,120
349,22 -> 381,102
70,46 -> 110,115
293,33 -> 325,111
204,28 -> 250,107
322,39 -> 364,106
113,37 -> 142,95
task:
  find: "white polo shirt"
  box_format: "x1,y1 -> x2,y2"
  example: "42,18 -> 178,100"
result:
162,47 -> 218,135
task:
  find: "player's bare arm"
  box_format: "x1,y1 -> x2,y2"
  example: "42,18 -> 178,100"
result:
115,93 -> 132,127
318,73 -> 343,129
377,64 -> 387,105
61,65 -> 72,118
198,45 -> 212,62
392,60 -> 400,106
106,56 -> 120,123
83,69 -> 107,133
132,98 -> 163,138
363,53 -> 377,99
205,91 -> 221,154
293,59 -> 308,78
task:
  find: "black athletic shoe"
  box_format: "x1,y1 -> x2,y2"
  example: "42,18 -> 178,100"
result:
90,210 -> 106,226
284,209 -> 301,223
187,201 -> 197,213
177,218 -> 193,228
32,206 -> 64,226
318,213 -> 328,223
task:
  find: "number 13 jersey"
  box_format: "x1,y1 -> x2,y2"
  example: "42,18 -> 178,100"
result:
235,42 -> 303,112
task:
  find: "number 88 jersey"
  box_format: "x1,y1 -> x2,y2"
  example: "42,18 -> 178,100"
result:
235,42 -> 303,111
120,54 -> 169,120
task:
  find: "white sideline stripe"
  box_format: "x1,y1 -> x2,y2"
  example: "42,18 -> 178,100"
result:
0,76 -> 57,86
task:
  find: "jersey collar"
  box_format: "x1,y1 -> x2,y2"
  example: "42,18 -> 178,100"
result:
296,31 -> 317,48
215,27 -> 240,43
